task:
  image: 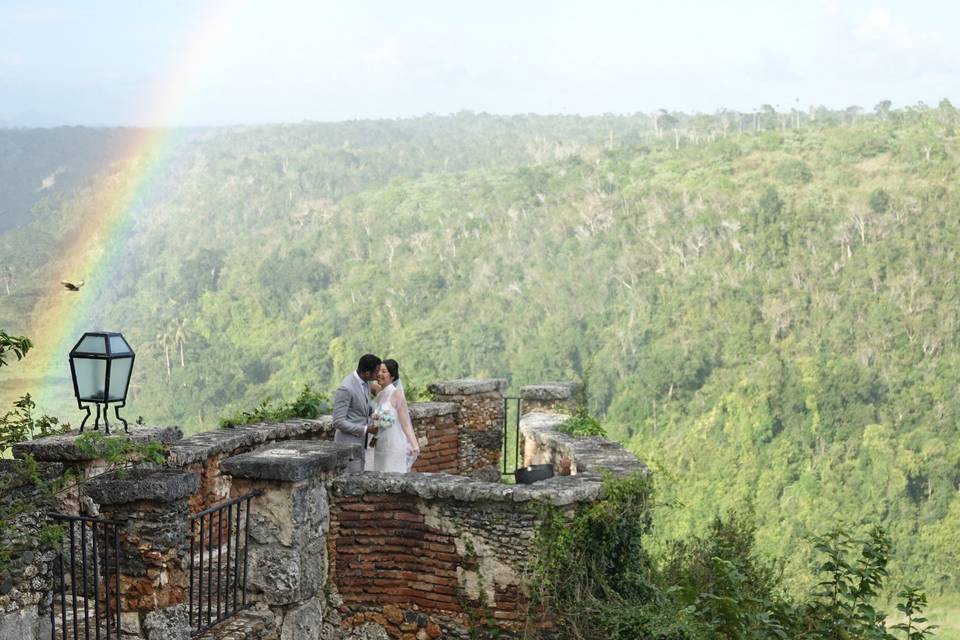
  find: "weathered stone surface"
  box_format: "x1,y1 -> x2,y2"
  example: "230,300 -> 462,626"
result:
280,598 -> 323,640
12,425 -> 182,462
144,603 -> 190,640
426,379 -> 507,396
331,470 -> 603,506
519,381 -> 581,401
167,418 -> 333,467
84,468 -> 199,505
195,607 -> 277,640
0,607 -> 39,640
247,537 -> 325,605
234,476 -> 328,548
520,411 -> 648,477
407,402 -> 458,420
221,441 -> 358,482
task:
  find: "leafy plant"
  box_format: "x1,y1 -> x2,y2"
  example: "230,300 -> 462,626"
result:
218,385 -> 331,427
0,330 -> 31,368
0,393 -> 70,456
891,588 -> 938,640
557,368 -> 606,437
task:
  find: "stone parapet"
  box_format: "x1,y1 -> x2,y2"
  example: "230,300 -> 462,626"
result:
520,411 -> 647,477
166,418 -> 332,514
167,418 -> 332,467
426,379 -> 508,396
12,425 -> 183,462
332,471 -> 603,507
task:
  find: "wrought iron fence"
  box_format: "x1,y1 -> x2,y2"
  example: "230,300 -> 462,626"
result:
188,491 -> 261,637
49,513 -> 122,640
501,396 -> 522,477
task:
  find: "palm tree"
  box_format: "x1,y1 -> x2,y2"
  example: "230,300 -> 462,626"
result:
173,318 -> 191,368
155,325 -> 173,382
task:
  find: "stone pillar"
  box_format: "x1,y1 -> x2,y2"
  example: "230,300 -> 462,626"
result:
84,468 -> 199,640
12,426 -> 183,515
519,382 -> 580,416
519,383 -> 580,467
427,379 -> 507,480
219,440 -> 358,640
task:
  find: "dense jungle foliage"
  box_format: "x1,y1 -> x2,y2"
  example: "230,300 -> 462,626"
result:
2,104 -> 959,627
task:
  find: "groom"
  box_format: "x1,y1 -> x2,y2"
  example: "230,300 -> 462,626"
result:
332,354 -> 381,472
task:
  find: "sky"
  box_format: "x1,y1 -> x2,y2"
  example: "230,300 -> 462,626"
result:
0,0 -> 958,127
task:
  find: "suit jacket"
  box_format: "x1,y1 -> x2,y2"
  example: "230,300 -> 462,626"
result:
333,372 -> 372,471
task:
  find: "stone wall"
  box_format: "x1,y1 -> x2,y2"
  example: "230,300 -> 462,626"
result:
328,474 -> 585,639
427,379 -> 506,479
0,461 -> 60,640
5,379 -> 644,640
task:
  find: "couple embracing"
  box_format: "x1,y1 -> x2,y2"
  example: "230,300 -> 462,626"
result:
332,354 -> 421,473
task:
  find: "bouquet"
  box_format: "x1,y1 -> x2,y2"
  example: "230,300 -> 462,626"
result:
367,407 -> 396,447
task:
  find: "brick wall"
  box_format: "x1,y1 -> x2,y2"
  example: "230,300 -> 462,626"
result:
328,471 -> 596,639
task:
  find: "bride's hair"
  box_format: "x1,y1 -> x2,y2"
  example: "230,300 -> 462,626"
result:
382,359 -> 400,383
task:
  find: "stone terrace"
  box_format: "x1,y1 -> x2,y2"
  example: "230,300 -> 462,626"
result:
3,379 -> 646,640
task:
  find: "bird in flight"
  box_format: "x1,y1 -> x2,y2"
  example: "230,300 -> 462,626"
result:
61,280 -> 84,292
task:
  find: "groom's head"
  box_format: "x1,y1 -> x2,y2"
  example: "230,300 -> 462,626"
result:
356,354 -> 382,381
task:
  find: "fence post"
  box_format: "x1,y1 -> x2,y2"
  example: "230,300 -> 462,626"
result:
84,468 -> 198,640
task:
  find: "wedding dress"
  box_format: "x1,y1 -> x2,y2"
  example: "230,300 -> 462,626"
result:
371,382 -> 417,472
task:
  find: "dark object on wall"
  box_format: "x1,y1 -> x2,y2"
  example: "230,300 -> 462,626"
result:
515,463 -> 554,484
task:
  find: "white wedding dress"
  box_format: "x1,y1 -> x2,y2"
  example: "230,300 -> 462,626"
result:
371,382 -> 417,472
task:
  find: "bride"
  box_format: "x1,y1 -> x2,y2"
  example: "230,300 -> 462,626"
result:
370,359 -> 420,472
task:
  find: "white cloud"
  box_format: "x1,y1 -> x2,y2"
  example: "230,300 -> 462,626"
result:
854,8 -> 916,50
368,37 -> 403,70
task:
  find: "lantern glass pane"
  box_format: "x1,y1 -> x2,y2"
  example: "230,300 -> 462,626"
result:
74,357 -> 107,401
108,335 -> 132,356
108,357 -> 132,401
75,335 -> 107,355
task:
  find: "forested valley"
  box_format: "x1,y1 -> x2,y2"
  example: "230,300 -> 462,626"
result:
2,104 -> 959,632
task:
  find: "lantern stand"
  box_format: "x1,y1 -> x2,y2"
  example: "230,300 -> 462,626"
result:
69,331 -> 135,436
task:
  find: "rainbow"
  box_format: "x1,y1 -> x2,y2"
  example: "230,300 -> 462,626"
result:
8,1 -> 246,415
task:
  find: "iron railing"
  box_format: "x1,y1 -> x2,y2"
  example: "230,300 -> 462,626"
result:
49,513 -> 123,640
501,396 -> 522,477
188,491 -> 261,637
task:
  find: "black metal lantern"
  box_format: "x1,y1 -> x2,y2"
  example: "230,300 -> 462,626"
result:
68,331 -> 135,434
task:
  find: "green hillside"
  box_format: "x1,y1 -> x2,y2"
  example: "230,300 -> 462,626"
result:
2,106 -> 959,607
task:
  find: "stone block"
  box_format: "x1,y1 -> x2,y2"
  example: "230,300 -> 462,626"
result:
143,603 -> 189,640
0,607 -> 38,640
84,468 -> 199,505
280,598 -> 323,640
248,537 -> 325,605
519,381 -> 581,402
221,441 -> 358,482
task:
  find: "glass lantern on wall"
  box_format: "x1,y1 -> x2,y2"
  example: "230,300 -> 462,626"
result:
68,331 -> 135,434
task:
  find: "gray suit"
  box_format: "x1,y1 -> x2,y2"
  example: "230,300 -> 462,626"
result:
333,372 -> 372,472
